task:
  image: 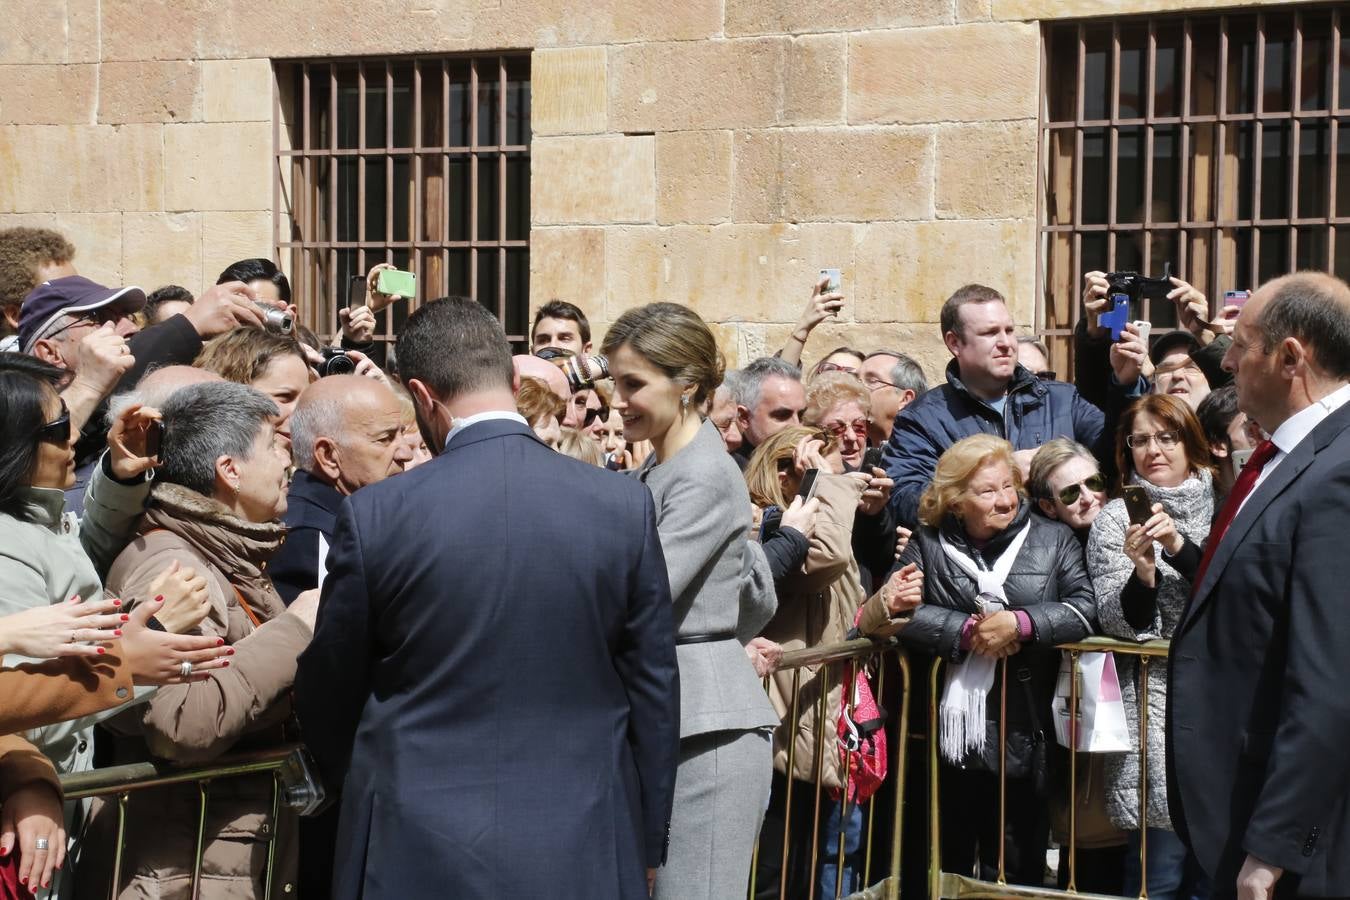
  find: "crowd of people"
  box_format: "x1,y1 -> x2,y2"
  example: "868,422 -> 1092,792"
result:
0,222 -> 1347,900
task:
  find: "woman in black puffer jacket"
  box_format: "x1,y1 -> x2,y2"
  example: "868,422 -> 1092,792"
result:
859,434 -> 1097,887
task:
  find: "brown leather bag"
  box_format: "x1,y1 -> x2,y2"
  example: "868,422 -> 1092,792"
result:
1051,753 -> 1128,849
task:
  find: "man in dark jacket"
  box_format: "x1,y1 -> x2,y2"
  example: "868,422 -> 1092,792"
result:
295,297 -> 679,900
882,284 -> 1124,526
1169,272 -> 1350,900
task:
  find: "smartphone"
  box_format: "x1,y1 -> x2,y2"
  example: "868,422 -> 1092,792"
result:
1224,290 -> 1251,310
1121,485 -> 1153,527
144,419 -> 164,460
1131,320 -> 1152,343
818,268 -> 842,295
861,447 -> 884,473
796,467 -> 821,501
376,268 -> 417,299
346,275 -> 366,310
1231,447 -> 1255,479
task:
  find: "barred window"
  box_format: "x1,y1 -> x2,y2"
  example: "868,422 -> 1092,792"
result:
1038,6 -> 1349,365
275,55 -> 531,347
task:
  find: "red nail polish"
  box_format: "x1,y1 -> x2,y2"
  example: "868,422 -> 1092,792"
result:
153,595 -> 164,603
111,598 -> 121,606
216,638 -> 225,646
97,647 -> 106,655
113,629 -> 122,637
226,647 -> 235,655
0,844 -> 8,856
120,614 -> 130,622
69,594 -> 79,603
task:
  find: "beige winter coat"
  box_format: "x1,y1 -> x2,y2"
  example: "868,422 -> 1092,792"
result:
77,483 -> 312,900
761,474 -> 865,790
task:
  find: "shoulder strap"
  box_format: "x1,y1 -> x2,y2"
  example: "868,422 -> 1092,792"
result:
142,527 -> 261,629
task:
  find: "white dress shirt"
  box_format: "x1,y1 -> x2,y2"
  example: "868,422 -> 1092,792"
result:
1238,382 -> 1350,516
444,409 -> 529,448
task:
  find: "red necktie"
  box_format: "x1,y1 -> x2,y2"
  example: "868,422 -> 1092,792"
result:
1192,439 -> 1278,593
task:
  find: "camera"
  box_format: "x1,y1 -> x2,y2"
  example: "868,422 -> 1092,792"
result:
317,347 -> 356,377
254,302 -> 294,335
1100,262 -> 1172,339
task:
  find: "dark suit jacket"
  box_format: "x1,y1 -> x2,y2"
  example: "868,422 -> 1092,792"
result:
271,469 -> 343,606
1168,400 -> 1350,897
294,418 -> 680,900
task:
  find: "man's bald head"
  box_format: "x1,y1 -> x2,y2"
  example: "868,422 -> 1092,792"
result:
512,354 -> 570,401
110,365 -> 224,421
1251,272 -> 1350,380
289,375 -> 412,493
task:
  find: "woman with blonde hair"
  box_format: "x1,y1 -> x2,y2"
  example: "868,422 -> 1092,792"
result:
745,423 -> 880,896
858,433 -> 1097,887
603,302 -> 797,900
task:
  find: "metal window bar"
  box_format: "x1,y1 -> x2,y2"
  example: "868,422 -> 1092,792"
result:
273,54 -> 531,346
1036,6 -> 1350,371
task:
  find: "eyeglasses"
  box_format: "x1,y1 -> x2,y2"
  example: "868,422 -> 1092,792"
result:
1056,472 -> 1107,506
816,362 -> 858,375
1153,359 -> 1202,379
1125,430 -> 1181,450
36,401 -> 71,446
822,419 -> 868,442
862,376 -> 897,391
40,309 -> 121,343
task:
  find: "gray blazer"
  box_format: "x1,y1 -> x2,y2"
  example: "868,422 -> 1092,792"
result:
636,420 -> 778,739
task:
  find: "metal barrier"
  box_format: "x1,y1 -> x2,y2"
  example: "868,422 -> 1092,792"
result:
56,637 -> 1167,900
750,634 -> 1170,900
60,746 -> 304,900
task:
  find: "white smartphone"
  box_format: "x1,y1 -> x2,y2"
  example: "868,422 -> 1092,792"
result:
1131,320 -> 1152,343
819,268 -> 842,295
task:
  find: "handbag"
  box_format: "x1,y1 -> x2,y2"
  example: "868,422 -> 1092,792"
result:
834,652 -> 888,804
1051,652 -> 1130,753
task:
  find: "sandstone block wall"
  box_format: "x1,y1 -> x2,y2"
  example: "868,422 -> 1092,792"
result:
0,0 -> 1292,375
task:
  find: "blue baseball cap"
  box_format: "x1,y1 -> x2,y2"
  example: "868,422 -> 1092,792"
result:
19,276 -> 145,353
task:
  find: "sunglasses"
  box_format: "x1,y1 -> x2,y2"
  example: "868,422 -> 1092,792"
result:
1055,472 -> 1106,506
583,406 -> 608,428
37,401 -> 71,446
822,419 -> 868,441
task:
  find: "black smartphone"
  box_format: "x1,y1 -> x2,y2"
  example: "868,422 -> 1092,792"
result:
1121,485 -> 1153,527
861,447 -> 884,472
346,275 -> 366,310
796,467 -> 820,501
145,419 -> 164,460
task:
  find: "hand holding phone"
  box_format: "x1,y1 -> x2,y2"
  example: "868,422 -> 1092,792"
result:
1121,485 -> 1153,527
796,467 -> 821,501
861,447 -> 884,472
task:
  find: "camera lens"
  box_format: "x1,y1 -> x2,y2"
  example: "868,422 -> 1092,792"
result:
320,350 -> 357,377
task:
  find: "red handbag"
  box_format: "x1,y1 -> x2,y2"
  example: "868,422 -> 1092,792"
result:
834,633 -> 888,804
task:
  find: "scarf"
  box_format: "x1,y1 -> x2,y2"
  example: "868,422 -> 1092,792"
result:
936,517 -> 1031,765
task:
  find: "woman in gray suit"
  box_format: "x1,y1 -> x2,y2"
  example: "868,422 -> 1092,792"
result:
603,303 -> 800,899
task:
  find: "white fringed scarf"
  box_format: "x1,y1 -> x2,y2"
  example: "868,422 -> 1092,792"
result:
937,521 -> 1031,765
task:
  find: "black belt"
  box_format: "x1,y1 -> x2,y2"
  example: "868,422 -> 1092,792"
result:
676,631 -> 737,645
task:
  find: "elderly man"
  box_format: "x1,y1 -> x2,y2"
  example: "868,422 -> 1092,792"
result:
858,350 -> 927,445
1169,272 -> 1350,900
269,375 -> 412,606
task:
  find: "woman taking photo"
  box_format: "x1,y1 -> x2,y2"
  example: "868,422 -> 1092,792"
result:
0,354 -> 231,896
1087,394 -> 1216,900
744,424 -> 872,897
602,302 -> 781,900
81,381 -> 319,900
858,434 -> 1096,886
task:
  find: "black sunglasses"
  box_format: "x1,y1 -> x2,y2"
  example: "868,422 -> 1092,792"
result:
1056,473 -> 1107,506
583,406 -> 609,428
37,401 -> 71,446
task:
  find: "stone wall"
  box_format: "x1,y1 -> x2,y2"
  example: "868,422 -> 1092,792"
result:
0,0 -> 1296,375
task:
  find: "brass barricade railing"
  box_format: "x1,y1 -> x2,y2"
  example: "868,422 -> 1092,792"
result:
928,636 -> 1171,900
59,745 -> 306,900
749,636 -> 912,900
749,634 -> 1169,900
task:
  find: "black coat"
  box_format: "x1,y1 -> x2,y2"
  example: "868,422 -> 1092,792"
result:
895,504 -> 1096,776
294,419 -> 680,900
1168,400 -> 1350,896
270,469 -> 343,605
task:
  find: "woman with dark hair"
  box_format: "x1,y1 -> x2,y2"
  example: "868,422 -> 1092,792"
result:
603,302 -> 786,900
216,258 -> 291,311
1087,393 -> 1216,900
0,353 -> 231,896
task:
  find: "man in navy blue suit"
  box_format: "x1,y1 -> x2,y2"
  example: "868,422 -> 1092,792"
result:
295,297 -> 680,900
